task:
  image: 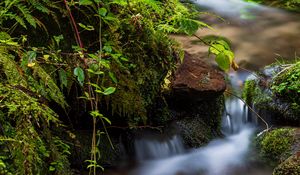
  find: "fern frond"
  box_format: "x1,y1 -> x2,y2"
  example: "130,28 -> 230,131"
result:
28,0 -> 50,14
15,3 -> 37,28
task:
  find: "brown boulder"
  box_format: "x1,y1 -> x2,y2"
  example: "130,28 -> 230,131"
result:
172,52 -> 226,99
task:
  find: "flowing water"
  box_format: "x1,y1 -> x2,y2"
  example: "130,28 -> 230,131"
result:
108,1 -> 299,174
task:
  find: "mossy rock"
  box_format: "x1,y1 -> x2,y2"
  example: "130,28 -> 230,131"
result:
258,128 -> 295,165
271,62 -> 300,105
273,155 -> 300,175
242,62 -> 300,125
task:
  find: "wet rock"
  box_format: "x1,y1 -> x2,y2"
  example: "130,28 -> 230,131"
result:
243,63 -> 300,126
256,128 -> 300,175
171,52 -> 226,99
167,53 -> 226,147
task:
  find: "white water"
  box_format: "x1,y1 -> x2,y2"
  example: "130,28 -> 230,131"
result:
124,1 -> 298,174
131,128 -> 253,175
134,135 -> 185,161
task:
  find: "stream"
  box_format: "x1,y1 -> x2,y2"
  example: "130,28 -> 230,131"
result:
107,0 -> 299,174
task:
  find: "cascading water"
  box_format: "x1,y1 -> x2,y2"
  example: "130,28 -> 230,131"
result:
113,1 -> 299,174
134,135 -> 185,161
130,80 -> 257,175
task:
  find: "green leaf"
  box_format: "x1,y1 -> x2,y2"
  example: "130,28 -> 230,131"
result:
49,166 -> 55,171
79,0 -> 93,5
78,23 -> 95,31
27,51 -> 37,60
98,8 -> 108,17
74,67 -> 85,86
209,43 -> 225,55
109,72 -> 118,83
53,35 -> 64,46
59,69 -> 68,89
179,18 -> 199,36
215,52 -> 231,71
89,83 -> 101,90
103,87 -> 116,95
102,116 -> 111,125
99,60 -> 110,69
103,45 -> 112,53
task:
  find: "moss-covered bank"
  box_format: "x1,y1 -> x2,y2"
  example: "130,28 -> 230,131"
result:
243,62 -> 300,125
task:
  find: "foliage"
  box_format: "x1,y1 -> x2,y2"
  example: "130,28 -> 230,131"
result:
0,82 -> 71,174
0,0 -> 220,173
271,62 -> 300,104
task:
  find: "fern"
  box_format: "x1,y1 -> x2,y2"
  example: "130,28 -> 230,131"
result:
15,3 -> 37,28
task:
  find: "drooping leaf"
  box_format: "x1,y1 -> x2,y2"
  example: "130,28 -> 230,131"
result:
103,87 -> 116,95
98,8 -> 107,17
79,0 -> 93,5
215,52 -> 231,71
78,23 -> 95,31
74,67 -> 85,86
109,72 -> 118,83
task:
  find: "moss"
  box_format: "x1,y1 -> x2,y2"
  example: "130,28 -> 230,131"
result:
271,62 -> 300,105
242,79 -> 272,106
242,79 -> 257,104
242,64 -> 300,123
258,128 -> 295,165
273,155 -> 300,175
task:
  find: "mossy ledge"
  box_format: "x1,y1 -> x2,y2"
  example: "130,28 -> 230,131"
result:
243,62 -> 300,125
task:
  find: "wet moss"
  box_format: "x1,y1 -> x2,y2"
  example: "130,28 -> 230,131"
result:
242,63 -> 300,124
271,62 -> 300,111
242,79 -> 272,108
258,128 -> 295,165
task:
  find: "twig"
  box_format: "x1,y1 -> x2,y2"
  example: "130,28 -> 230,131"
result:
225,90 -> 269,130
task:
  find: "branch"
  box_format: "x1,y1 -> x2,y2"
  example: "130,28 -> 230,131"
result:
225,90 -> 269,131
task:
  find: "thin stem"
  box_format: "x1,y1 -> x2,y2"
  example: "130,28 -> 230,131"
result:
63,0 -> 84,49
225,90 -> 269,130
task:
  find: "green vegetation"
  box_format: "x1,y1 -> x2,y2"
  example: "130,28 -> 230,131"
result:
258,128 -> 295,165
271,62 -> 300,105
0,0 -> 232,174
242,61 -> 300,122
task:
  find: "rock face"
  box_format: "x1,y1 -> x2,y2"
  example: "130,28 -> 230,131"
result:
172,52 -> 226,99
167,53 -> 226,147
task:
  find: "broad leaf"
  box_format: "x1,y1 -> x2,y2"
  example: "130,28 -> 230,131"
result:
215,52 -> 231,71
74,67 -> 85,86
103,87 -> 116,95
98,8 -> 107,17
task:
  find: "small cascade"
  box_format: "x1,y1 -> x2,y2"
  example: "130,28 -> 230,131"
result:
127,66 -> 274,175
134,135 -> 185,161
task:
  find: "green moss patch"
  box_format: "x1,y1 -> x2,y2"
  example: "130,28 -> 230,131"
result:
258,128 -> 295,165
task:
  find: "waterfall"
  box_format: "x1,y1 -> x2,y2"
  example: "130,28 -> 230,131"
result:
129,71 -> 258,175
134,135 -> 185,161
